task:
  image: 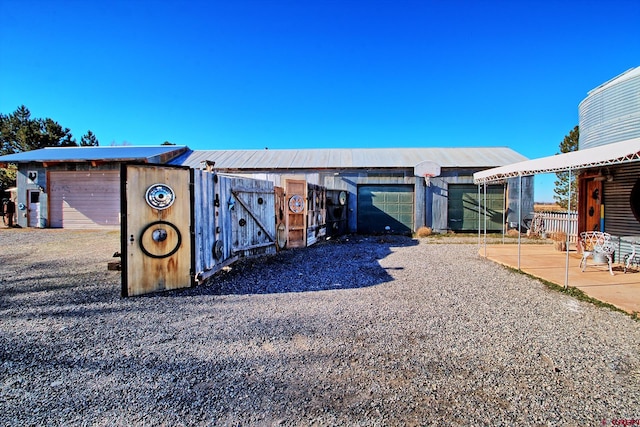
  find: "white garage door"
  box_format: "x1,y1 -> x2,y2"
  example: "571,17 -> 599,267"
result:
49,171 -> 120,229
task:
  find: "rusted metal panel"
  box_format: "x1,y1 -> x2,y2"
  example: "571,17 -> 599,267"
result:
121,164 -> 193,297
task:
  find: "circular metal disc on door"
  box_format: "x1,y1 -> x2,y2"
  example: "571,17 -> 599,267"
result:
139,220 -> 182,258
288,194 -> 304,213
145,184 -> 176,210
212,240 -> 224,260
338,191 -> 347,206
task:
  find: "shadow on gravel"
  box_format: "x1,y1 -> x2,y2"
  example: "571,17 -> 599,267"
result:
162,235 -> 419,297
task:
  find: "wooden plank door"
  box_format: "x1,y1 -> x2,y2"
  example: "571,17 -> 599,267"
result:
226,175 -> 276,256
585,179 -> 603,232
121,164 -> 194,297
285,179 -> 307,248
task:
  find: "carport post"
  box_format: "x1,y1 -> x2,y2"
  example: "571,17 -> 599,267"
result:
502,182 -> 506,245
564,166 -> 572,290
518,173 -> 522,270
483,182 -> 487,257
477,184 -> 481,248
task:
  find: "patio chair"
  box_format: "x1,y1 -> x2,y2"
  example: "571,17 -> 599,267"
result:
578,231 -> 615,276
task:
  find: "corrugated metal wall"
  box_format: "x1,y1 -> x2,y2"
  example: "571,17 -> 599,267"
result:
603,163 -> 640,262
604,163 -> 640,235
579,67 -> 640,149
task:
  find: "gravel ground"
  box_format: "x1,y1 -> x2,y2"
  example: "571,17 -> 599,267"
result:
1,228 -> 639,426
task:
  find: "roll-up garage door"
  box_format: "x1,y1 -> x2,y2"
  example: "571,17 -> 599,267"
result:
357,185 -> 414,235
448,184 -> 504,232
49,170 -> 120,229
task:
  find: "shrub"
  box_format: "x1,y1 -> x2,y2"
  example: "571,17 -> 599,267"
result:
416,226 -> 433,238
507,229 -> 520,237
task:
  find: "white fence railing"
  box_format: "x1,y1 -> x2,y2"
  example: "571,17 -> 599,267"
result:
533,211 -> 578,242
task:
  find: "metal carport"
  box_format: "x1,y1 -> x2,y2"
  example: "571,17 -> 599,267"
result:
473,137 -> 640,288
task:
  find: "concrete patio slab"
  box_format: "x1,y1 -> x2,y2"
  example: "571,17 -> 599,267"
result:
479,242 -> 640,314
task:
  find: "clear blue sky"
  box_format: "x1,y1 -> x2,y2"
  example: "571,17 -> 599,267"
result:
1,0 -> 639,202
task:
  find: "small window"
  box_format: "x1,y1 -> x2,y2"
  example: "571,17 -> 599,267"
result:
30,192 -> 40,204
631,178 -> 640,223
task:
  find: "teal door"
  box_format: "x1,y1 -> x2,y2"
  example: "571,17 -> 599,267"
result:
357,185 -> 414,235
448,184 -> 504,232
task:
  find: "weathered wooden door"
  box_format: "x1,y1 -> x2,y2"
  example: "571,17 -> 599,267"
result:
274,186 -> 287,250
306,184 -> 327,246
121,164 -> 194,297
585,179 -> 603,231
285,179 -> 307,248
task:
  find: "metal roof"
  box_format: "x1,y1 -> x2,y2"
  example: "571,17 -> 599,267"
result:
0,146 -> 188,163
473,138 -> 640,184
169,147 -> 527,170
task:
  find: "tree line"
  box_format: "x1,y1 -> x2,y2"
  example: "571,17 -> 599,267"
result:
0,105 -> 100,190
0,105 -> 99,157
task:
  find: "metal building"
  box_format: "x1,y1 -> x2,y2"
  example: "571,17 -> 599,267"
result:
170,147 -> 532,235
0,146 -> 188,229
0,145 -> 531,233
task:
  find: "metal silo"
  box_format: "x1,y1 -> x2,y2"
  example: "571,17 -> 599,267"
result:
578,66 -> 640,149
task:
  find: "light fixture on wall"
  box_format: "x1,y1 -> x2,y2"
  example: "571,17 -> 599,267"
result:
593,168 -> 613,182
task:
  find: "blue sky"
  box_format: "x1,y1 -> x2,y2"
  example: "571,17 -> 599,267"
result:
1,0 -> 639,202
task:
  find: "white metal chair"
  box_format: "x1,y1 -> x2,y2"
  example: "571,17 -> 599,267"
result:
578,231 -> 615,275
624,241 -> 639,273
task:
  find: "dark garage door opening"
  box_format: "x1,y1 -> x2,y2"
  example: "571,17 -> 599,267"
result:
448,184 -> 504,232
357,184 -> 414,235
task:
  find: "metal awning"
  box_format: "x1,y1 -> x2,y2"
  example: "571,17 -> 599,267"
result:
474,137 -> 640,184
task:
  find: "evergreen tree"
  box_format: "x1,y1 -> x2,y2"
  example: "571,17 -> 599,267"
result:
80,130 -> 99,146
0,105 -> 78,189
553,125 -> 579,210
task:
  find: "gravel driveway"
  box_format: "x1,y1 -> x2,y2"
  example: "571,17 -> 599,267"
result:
1,229 -> 639,426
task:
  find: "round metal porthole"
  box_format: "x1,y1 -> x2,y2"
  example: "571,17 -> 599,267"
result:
338,191 -> 347,206
289,194 -> 304,213
139,220 -> 182,259
212,240 -> 224,260
145,184 -> 176,210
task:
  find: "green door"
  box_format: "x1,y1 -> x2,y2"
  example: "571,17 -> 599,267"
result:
448,184 -> 504,232
357,185 -> 414,235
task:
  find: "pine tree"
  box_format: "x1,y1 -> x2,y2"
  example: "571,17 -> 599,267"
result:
553,126 -> 579,210
80,130 -> 99,146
